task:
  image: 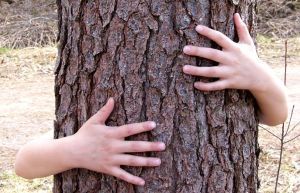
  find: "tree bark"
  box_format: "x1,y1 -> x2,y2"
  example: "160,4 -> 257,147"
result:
54,0 -> 259,192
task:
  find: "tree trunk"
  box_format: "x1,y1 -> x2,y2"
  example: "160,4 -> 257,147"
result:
54,0 -> 259,192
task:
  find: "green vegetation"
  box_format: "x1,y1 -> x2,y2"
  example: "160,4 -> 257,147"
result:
0,47 -> 11,55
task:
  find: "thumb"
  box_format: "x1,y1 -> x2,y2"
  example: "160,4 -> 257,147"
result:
90,98 -> 115,124
234,13 -> 253,45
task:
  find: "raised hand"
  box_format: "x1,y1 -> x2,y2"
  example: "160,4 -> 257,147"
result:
183,13 -> 273,93
182,13 -> 288,126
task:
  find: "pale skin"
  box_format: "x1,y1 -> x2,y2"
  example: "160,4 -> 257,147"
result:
15,13 -> 288,186
15,98 -> 166,186
183,13 -> 288,126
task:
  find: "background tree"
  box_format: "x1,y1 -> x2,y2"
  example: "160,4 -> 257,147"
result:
54,0 -> 259,192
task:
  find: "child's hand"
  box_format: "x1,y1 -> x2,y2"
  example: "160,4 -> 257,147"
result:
182,13 -> 288,126
183,13 -> 273,93
69,98 -> 165,186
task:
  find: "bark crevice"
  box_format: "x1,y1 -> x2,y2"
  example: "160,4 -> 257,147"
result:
54,1 -> 259,192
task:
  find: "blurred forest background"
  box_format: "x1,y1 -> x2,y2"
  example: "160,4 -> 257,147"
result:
0,0 -> 300,192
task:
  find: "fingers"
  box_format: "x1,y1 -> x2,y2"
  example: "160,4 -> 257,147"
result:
183,65 -> 226,78
113,121 -> 156,138
234,13 -> 254,45
194,80 -> 230,91
110,167 -> 145,186
183,46 -> 229,64
112,154 -> 161,167
91,98 -> 115,124
195,25 -> 235,49
115,141 -> 166,153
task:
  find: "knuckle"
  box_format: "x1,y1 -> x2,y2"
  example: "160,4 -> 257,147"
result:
231,57 -> 240,66
99,108 -> 107,115
194,47 -> 202,56
103,144 -> 113,152
241,22 -> 248,30
100,165 -> 111,174
226,80 -> 233,88
151,142 -> 159,150
102,129 -> 113,138
102,141 -> 116,152
215,32 -> 224,41
205,85 -> 214,91
234,45 -> 243,54
218,83 -> 226,90
128,157 -> 137,165
208,68 -> 217,76
210,84 -> 218,91
118,173 -> 127,181
194,82 -> 203,90
221,81 -> 230,89
146,158 -> 155,166
206,49 -> 214,58
101,154 -> 111,163
213,51 -> 221,59
130,142 -> 140,151
125,127 -> 134,136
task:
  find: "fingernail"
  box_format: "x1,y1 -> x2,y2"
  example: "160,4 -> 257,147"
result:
108,97 -> 114,103
149,121 -> 156,128
183,65 -> 190,72
159,143 -> 166,150
139,180 -> 145,186
183,46 -> 191,53
154,159 -> 161,165
196,25 -> 203,32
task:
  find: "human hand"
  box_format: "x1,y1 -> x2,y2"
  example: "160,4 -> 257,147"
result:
183,13 -> 276,93
68,98 -> 165,186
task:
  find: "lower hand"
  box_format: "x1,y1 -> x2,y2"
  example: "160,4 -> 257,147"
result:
68,98 -> 166,186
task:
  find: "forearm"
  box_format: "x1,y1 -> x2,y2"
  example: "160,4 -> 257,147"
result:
251,74 -> 288,126
15,136 -> 76,179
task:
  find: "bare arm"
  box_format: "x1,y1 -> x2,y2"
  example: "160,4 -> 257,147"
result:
182,13 -> 288,126
15,136 -> 75,179
249,68 -> 288,126
15,98 -> 166,186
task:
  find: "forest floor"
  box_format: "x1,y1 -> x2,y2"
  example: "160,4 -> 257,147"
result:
0,36 -> 300,193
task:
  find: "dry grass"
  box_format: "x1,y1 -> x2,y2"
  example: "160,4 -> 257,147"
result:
0,46 -> 56,80
0,170 -> 52,193
0,0 -> 57,48
258,0 -> 300,37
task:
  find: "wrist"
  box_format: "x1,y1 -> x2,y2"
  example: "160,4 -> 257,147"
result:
249,61 -> 277,94
59,135 -> 81,169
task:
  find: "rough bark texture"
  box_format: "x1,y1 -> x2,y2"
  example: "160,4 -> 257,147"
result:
54,0 -> 259,192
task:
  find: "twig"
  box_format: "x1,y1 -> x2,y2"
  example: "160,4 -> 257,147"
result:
274,39 -> 288,193
285,120 -> 300,136
274,123 -> 285,193
284,105 -> 294,137
259,125 -> 281,140
284,40 -> 287,85
283,133 -> 300,144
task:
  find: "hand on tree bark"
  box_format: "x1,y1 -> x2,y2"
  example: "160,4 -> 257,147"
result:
69,98 -> 166,186
182,13 -> 288,126
183,13 -> 271,92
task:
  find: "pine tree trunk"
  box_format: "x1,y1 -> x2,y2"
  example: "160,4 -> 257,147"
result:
54,0 -> 259,192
